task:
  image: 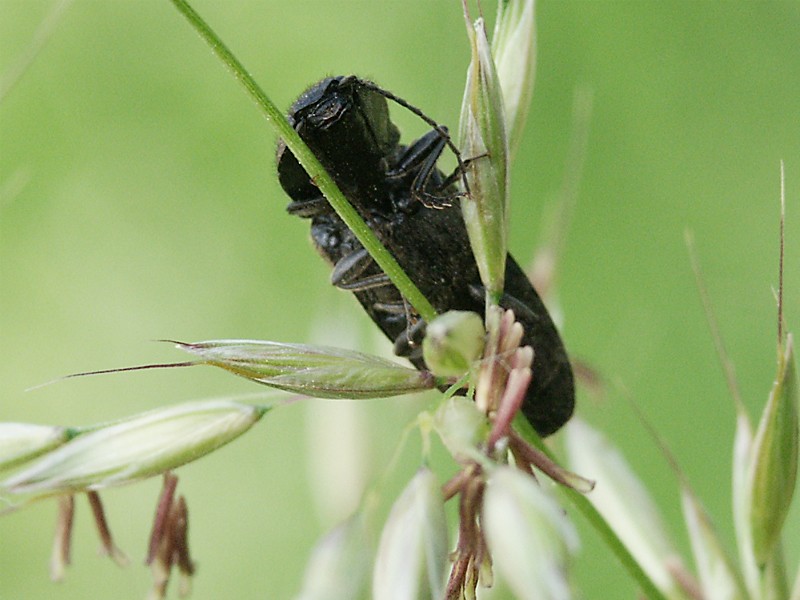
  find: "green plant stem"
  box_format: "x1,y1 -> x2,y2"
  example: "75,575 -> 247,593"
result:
513,415 -> 669,600
167,0 -> 437,323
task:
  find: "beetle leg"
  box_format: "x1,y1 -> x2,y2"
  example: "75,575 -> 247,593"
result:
331,247 -> 393,291
387,130 -> 461,210
286,196 -> 332,218
468,283 -> 543,325
391,293 -> 425,359
393,318 -> 426,360
336,273 -> 392,291
437,152 -> 489,190
386,130 -> 444,178
371,301 -> 407,314
469,284 -> 541,322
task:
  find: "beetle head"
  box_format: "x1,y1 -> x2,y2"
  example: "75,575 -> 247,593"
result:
276,76 -> 401,206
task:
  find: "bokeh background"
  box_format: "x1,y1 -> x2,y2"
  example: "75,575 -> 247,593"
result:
2,1 -> 800,598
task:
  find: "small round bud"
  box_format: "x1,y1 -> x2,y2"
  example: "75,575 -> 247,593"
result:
422,311 -> 486,377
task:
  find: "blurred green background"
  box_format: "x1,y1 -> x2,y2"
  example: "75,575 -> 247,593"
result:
2,1 -> 799,598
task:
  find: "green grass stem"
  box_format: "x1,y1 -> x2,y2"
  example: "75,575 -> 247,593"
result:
167,0 -> 437,323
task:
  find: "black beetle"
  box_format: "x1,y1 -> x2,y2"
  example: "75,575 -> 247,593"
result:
276,75 -> 574,437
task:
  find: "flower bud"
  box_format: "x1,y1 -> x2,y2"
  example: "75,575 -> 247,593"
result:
681,487 -> 746,600
0,423 -> 72,472
1,400 -> 267,496
565,418 -> 679,595
297,511 -> 374,600
459,16 -> 509,302
747,334 -> 798,566
731,411 -> 759,597
372,468 -> 448,600
482,466 -> 578,599
174,340 -> 436,399
422,310 -> 485,377
491,0 -> 537,159
433,396 -> 490,463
